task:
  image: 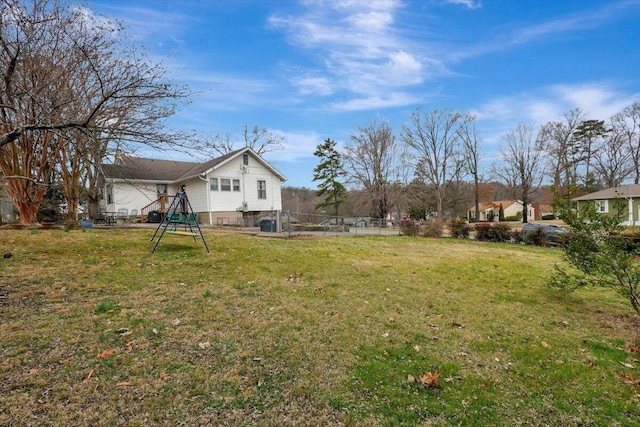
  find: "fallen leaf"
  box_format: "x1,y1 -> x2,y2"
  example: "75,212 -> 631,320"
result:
28,368 -> 40,375
419,371 -> 441,389
97,348 -> 117,359
172,319 -> 181,326
458,352 -> 468,357
198,342 -> 211,350
542,341 -> 551,349
116,381 -> 131,387
59,358 -> 73,364
414,345 -> 421,352
617,372 -> 640,385
152,328 -> 159,335
82,369 -> 95,383
407,374 -> 416,384
159,371 -> 170,381
620,362 -> 635,369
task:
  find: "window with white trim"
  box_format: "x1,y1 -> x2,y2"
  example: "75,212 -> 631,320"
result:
257,180 -> 267,199
210,178 -> 218,191
233,179 -> 241,192
595,200 -> 608,213
220,178 -> 231,191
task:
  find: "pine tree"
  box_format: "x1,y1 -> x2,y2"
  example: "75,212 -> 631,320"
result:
312,138 -> 347,219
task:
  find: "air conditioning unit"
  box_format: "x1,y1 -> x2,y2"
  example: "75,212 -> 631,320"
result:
236,202 -> 248,212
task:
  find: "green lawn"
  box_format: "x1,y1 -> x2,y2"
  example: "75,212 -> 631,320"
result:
1,229 -> 639,426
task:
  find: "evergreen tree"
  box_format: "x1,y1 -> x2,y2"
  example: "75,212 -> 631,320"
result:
313,138 -> 347,219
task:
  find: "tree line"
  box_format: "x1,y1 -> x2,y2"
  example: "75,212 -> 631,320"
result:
310,103 -> 640,224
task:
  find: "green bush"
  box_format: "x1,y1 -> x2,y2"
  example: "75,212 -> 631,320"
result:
541,214 -> 556,220
504,215 -> 520,221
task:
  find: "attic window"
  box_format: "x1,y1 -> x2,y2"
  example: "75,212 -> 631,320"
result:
243,154 -> 249,165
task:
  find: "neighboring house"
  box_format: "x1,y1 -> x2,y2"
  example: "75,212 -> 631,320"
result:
573,184 -> 640,226
532,202 -> 555,220
100,147 -> 287,226
468,200 -> 535,222
320,217 -> 372,227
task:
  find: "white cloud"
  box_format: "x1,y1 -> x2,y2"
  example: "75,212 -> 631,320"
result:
471,82 -> 639,153
443,0 -> 481,9
293,75 -> 334,96
475,82 -> 637,125
269,0 -> 438,108
267,130 -> 324,162
331,92 -> 423,111
450,1 -> 637,62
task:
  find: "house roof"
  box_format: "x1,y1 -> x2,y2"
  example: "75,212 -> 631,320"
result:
573,184 -> 640,201
468,200 -> 516,212
101,147 -> 287,182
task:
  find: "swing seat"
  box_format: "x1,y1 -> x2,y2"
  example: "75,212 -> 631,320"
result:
166,230 -> 199,237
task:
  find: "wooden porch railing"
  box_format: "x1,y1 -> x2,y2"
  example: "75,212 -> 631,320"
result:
140,195 -> 170,223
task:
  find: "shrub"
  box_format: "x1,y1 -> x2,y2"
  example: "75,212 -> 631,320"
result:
400,219 -> 420,237
474,222 -> 512,242
511,229 -> 524,244
541,214 -> 556,220
492,223 -> 512,242
524,228 -> 550,246
449,219 -> 470,239
422,220 -> 443,238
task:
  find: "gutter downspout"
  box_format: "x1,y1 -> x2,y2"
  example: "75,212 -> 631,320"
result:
198,173 -> 212,226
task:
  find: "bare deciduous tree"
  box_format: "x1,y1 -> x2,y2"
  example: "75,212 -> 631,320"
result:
402,108 -> 465,219
612,102 -> 640,184
539,108 -> 585,193
202,124 -> 285,157
0,0 -> 190,224
493,124 -> 546,224
344,120 -> 402,221
458,114 -> 483,221
592,121 -> 632,188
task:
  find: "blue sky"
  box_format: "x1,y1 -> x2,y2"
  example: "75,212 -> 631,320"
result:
88,0 -> 640,187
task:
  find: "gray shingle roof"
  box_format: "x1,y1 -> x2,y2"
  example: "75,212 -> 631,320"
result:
100,148 -> 287,182
573,184 -> 640,200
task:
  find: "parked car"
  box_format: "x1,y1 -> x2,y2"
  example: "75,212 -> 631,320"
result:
522,223 -> 569,246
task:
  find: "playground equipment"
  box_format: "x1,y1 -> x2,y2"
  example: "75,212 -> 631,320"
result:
150,186 -> 210,253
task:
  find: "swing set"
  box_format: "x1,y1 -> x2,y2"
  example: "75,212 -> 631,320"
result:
150,186 -> 210,253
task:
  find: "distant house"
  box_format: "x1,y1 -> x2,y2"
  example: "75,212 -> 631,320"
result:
573,184 -> 640,225
468,200 -> 535,222
100,147 -> 287,226
319,217 -> 372,227
532,202 -> 555,220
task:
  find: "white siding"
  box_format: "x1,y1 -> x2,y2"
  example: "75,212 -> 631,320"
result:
109,182 -> 158,212
207,155 -> 283,212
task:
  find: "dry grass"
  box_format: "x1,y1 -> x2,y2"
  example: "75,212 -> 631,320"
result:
1,228 -> 639,426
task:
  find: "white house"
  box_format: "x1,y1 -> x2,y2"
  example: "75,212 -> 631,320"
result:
468,200 -> 535,221
100,147 -> 287,226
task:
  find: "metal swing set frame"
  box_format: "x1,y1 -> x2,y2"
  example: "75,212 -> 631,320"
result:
150,186 -> 210,253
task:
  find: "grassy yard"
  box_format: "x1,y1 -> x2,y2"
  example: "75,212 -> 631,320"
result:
1,228 -> 639,426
